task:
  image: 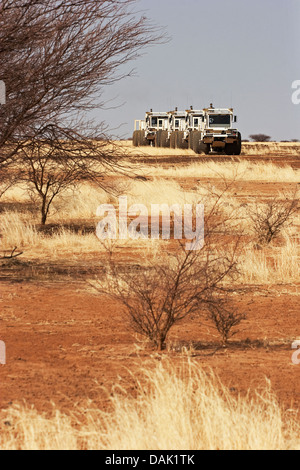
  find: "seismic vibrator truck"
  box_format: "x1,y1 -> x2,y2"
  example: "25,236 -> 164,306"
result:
133,104 -> 242,155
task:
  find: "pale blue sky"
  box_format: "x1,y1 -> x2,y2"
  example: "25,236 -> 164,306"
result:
98,0 -> 300,141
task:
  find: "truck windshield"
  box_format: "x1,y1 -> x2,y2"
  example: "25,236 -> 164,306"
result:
208,115 -> 231,127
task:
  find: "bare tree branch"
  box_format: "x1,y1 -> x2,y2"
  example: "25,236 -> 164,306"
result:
0,0 -> 166,170
0,246 -> 23,260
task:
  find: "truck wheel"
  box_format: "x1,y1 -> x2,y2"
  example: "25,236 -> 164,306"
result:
140,131 -> 149,146
177,131 -> 188,149
225,144 -> 235,155
176,131 -> 184,149
160,130 -> 169,148
188,131 -> 194,149
170,132 -> 176,149
136,130 -> 141,146
234,132 -> 242,155
138,130 -> 144,146
200,143 -> 210,155
133,131 -> 139,147
155,130 -> 162,148
226,133 -> 242,155
192,131 -> 202,154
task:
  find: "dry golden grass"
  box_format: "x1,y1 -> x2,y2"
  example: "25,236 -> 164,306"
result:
115,140 -> 300,158
0,211 -> 40,248
113,140 -> 300,183
240,233 -> 300,285
241,142 -> 300,156
1,184 -> 30,204
52,184 -> 110,223
1,179 -> 298,279
0,210 -> 167,260
143,161 -> 300,183
126,178 -> 204,208
0,211 -> 100,257
1,357 -> 299,450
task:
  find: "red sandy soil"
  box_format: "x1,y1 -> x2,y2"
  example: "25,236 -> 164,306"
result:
0,281 -> 299,417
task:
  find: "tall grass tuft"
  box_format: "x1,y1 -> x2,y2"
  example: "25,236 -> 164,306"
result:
1,358 -> 299,450
0,211 -> 39,248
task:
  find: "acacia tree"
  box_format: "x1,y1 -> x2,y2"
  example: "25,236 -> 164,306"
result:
249,134 -> 271,142
18,124 -> 127,225
96,186 -> 245,350
206,294 -> 246,345
104,243 -> 241,350
0,0 -> 164,175
247,191 -> 299,245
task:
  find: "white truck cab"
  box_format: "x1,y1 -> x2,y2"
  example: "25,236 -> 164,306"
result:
133,110 -> 169,146
203,105 -> 241,155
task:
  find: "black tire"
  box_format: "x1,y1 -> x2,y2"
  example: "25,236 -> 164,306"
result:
170,132 -> 177,149
160,130 -> 169,148
137,130 -> 143,146
182,140 -> 188,149
155,130 -> 162,148
176,131 -> 184,149
177,131 -> 188,149
234,132 -> 242,155
226,133 -> 242,155
225,144 -> 234,155
188,131 -> 194,149
140,130 -> 149,146
200,143 -> 210,155
133,130 -> 139,147
192,131 -> 202,154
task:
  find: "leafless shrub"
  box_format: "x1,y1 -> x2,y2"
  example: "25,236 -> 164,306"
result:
247,191 -> 299,245
206,295 -> 246,345
95,187 -> 243,350
100,245 -> 239,350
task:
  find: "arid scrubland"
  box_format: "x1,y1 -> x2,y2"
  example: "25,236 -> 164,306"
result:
1,156 -> 299,284
0,144 -> 299,450
4,0 -> 299,452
